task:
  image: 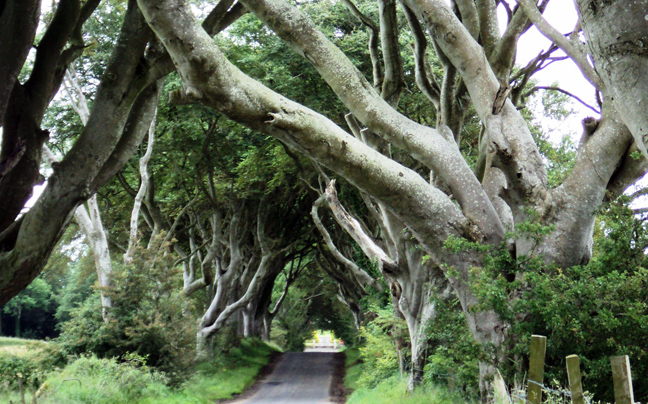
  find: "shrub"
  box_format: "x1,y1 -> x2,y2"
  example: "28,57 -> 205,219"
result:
0,339 -> 64,392
56,236 -> 197,384
37,354 -> 170,403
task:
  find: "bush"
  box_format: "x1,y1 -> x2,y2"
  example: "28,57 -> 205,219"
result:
56,236 -> 197,384
423,297 -> 481,399
37,354 -> 170,403
0,354 -> 42,390
0,339 -> 64,392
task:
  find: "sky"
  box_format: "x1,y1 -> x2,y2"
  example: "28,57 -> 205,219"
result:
504,1 -> 596,141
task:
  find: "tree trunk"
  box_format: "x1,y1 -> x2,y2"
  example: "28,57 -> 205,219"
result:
73,196 -> 113,322
262,315 -> 272,341
576,0 -> 648,159
0,0 -> 40,127
15,306 -> 21,338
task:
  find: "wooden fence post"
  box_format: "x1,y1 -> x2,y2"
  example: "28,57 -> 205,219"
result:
566,355 -> 585,404
527,335 -> 547,404
610,355 -> 634,404
17,373 -> 26,404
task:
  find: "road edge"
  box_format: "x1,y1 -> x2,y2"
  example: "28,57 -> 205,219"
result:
329,351 -> 348,403
217,351 -> 284,404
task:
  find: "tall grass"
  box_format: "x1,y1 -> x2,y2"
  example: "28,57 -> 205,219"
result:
343,347 -> 473,404
0,336 -> 48,356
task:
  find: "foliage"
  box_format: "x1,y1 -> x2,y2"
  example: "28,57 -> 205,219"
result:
355,306 -> 407,388
56,236 -> 196,383
0,337 -> 279,404
0,338 -> 64,395
36,354 -> 170,404
53,250 -> 98,326
269,261 -> 360,351
424,297 -> 482,399
270,291 -> 313,352
0,353 -> 43,391
444,197 -> 648,402
510,199 -> 648,402
2,277 -> 54,338
521,86 -> 578,188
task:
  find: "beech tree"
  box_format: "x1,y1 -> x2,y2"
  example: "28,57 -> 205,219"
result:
2,0 -> 648,401
134,0 -> 648,398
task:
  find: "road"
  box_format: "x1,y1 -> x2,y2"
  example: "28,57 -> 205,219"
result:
232,351 -> 336,404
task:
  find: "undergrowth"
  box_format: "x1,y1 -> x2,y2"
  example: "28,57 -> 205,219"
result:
0,338 -> 279,404
343,347 -> 472,404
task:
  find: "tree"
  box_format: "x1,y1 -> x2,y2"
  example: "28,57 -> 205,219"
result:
134,0 -> 648,399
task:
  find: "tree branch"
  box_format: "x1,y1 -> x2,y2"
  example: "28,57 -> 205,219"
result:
378,0 -> 405,106
341,0 -> 383,89
233,0 -> 505,243
402,4 -> 440,109
524,86 -> 600,114
324,180 -> 399,273
311,194 -> 376,292
124,110 -> 156,263
516,0 -> 603,89
0,0 -> 40,126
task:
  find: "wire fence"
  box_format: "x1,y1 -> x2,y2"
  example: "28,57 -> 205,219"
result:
510,379 -> 592,404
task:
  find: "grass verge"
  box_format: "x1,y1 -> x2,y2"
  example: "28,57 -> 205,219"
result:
0,338 -> 281,404
343,347 -> 472,404
346,375 -> 471,404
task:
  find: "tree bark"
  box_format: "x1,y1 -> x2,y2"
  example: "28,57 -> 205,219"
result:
576,0 -> 648,158
0,0 -> 159,305
125,110 -> 157,263
0,0 -> 40,127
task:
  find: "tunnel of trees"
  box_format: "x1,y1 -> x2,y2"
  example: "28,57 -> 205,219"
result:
1,0 -> 648,402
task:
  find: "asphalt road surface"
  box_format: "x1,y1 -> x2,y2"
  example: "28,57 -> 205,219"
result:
232,351 -> 335,404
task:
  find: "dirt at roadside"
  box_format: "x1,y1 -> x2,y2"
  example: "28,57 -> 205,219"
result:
329,351 -> 348,403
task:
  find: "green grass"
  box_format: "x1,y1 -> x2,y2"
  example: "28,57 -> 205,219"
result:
140,338 -> 281,403
346,375 -> 472,404
0,336 -> 48,357
343,347 -> 364,391
0,338 -> 280,404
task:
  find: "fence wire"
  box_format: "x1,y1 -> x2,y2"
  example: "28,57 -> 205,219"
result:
510,379 -> 592,404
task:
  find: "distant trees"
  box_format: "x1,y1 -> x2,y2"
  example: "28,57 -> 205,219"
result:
2,278 -> 52,338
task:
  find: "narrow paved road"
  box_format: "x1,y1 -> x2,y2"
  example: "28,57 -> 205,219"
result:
232,352 -> 335,404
